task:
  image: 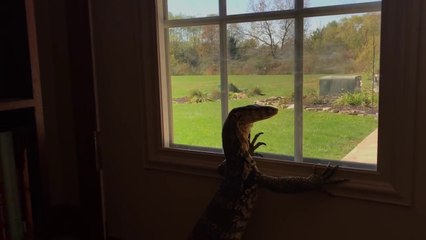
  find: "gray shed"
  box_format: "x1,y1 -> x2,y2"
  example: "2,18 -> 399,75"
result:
319,75 -> 361,96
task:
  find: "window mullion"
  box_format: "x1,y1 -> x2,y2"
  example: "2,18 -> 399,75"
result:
294,0 -> 304,162
219,0 -> 229,123
164,28 -> 174,146
157,0 -> 173,147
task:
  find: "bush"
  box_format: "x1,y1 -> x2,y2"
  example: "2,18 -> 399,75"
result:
247,86 -> 264,97
303,88 -> 329,105
189,89 -> 211,103
229,83 -> 241,93
333,91 -> 378,107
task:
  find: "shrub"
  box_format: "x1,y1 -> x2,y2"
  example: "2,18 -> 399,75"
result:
247,87 -> 264,97
189,89 -> 211,103
333,91 -> 378,107
303,88 -> 328,105
229,83 -> 241,93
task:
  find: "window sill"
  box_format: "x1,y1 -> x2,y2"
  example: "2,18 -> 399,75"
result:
144,147 -> 412,206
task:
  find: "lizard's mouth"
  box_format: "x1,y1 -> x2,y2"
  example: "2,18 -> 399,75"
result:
230,105 -> 278,155
236,105 -> 278,125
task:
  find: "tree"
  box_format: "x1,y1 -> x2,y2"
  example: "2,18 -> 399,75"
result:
198,25 -> 220,74
228,35 -> 240,60
242,0 -> 294,58
304,13 -> 381,75
168,25 -> 203,74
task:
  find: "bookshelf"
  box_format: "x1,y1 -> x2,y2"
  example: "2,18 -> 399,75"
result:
0,0 -> 45,239
1,0 -> 106,238
0,100 -> 35,112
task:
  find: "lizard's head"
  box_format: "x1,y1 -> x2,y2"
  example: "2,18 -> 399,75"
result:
223,105 -> 278,155
228,104 -> 278,126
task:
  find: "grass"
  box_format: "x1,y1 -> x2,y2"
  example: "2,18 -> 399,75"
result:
302,111 -> 377,159
171,74 -> 378,160
171,74 -> 324,100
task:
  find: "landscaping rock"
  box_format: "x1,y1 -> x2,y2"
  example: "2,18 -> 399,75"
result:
255,96 -> 378,116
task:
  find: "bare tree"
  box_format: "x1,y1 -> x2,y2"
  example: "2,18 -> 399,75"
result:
242,0 -> 294,58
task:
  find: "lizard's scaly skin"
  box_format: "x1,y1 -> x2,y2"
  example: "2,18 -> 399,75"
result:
189,105 -> 343,240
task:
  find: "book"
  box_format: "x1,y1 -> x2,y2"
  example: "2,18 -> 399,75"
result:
0,131 -> 24,240
15,144 -> 33,239
0,161 -> 6,240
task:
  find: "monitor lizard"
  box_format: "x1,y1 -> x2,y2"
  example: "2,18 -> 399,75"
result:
189,104 -> 346,240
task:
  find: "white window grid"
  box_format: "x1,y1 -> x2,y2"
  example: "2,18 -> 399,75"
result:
157,0 -> 382,164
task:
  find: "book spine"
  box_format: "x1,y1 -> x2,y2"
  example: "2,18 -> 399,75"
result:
0,131 -> 24,240
19,148 -> 33,239
0,171 -> 6,240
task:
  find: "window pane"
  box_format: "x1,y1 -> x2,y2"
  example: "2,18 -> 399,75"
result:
227,21 -> 295,158
228,0 -> 294,15
168,26 -> 222,148
161,0 -> 382,166
167,0 -> 218,19
306,0 -> 381,8
303,13 -> 380,164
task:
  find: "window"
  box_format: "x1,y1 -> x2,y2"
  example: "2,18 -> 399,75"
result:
143,0 -> 420,205
157,0 -> 381,169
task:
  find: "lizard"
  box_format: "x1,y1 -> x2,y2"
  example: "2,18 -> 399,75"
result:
189,104 -> 346,240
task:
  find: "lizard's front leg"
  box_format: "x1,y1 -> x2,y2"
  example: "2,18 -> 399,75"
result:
256,164 -> 347,194
218,131 -> 266,176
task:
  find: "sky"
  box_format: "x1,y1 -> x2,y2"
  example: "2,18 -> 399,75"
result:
167,0 -> 380,30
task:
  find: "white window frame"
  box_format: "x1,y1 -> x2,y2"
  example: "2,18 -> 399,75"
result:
158,0 -> 382,165
140,0 -> 421,205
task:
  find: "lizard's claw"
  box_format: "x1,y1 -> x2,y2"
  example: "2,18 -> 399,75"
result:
249,132 -> 266,157
250,132 -> 264,146
310,164 -> 348,195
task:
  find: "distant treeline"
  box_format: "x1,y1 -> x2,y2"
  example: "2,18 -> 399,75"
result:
168,12 -> 380,77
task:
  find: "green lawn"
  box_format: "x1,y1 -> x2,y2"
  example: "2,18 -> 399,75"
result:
171,74 -> 324,99
171,74 -> 378,160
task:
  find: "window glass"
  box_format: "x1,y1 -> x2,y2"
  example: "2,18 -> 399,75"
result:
167,0 -> 218,19
227,21 -> 295,157
303,13 -> 380,163
168,26 -> 222,148
227,0 -> 294,15
306,0 -> 380,8
161,0 -> 382,167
